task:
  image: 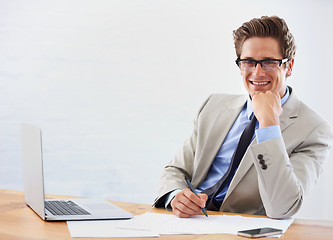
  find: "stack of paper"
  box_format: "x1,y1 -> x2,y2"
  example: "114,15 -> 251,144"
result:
67,212 -> 294,238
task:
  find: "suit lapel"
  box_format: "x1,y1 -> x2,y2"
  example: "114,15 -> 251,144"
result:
192,95 -> 247,187
279,87 -> 299,132
223,87 -> 300,201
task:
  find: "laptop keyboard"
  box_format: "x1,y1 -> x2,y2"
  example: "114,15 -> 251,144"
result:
45,200 -> 91,216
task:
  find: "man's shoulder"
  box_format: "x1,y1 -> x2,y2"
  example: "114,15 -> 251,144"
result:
204,93 -> 247,106
298,100 -> 330,126
287,89 -> 328,125
285,89 -> 332,133
196,93 -> 247,117
209,93 -> 247,101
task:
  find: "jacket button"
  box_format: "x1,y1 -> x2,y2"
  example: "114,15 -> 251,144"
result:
261,164 -> 267,170
257,154 -> 263,160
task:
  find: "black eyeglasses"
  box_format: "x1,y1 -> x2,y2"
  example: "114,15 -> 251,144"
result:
235,58 -> 289,72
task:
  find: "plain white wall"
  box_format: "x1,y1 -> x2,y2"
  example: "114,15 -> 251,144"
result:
1,0 -> 333,221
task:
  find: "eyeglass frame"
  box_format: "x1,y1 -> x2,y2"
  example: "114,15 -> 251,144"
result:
235,58 -> 289,72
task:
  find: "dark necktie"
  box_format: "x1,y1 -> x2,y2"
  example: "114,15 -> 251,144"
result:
203,114 -> 257,211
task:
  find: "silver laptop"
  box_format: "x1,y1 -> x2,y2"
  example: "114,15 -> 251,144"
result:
21,123 -> 133,221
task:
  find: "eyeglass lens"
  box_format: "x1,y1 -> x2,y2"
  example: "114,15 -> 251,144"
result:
239,60 -> 281,72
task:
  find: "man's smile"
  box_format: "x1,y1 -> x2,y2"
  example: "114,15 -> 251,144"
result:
250,81 -> 270,86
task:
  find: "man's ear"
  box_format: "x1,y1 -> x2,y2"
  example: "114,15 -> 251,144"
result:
286,58 -> 295,77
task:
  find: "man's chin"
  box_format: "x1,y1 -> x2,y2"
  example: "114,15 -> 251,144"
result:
248,89 -> 269,97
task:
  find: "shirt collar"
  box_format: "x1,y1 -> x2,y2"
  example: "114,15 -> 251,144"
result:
246,87 -> 290,120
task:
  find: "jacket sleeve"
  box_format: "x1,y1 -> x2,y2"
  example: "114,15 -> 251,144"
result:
249,119 -> 333,218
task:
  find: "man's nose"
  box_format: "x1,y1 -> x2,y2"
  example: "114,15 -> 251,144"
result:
252,63 -> 266,76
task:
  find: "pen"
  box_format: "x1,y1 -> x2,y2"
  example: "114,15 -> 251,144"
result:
184,176 -> 208,217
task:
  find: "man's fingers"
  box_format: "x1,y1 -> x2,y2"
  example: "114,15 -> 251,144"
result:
198,193 -> 209,203
183,188 -> 206,208
172,200 -> 199,218
252,90 -> 282,128
170,189 -> 207,218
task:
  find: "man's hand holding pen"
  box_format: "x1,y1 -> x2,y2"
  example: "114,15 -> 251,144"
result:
170,188 -> 208,218
170,181 -> 208,218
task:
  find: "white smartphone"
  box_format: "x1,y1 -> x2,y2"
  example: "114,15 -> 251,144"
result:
237,227 -> 283,238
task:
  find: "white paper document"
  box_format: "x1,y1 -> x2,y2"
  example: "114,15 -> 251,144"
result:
125,213 -> 294,236
67,212 -> 294,238
67,218 -> 159,238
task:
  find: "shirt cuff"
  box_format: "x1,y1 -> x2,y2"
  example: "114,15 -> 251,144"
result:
164,189 -> 182,210
255,125 -> 282,143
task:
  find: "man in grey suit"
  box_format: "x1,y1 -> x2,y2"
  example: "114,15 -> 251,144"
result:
153,16 -> 333,219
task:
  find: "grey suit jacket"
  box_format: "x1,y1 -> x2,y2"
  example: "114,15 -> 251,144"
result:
153,87 -> 333,218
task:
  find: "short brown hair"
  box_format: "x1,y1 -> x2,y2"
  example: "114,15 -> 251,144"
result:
233,16 -> 296,60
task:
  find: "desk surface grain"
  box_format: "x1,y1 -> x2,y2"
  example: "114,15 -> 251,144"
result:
1,189 -> 332,240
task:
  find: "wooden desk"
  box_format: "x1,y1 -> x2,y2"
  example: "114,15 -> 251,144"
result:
1,189 -> 332,240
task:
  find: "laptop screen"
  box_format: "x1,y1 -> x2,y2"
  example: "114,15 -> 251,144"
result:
21,124 -> 46,220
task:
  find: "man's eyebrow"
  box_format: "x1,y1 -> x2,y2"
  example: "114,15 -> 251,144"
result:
239,57 -> 279,60
239,56 -> 254,60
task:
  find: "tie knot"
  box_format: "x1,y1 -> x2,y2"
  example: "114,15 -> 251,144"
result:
249,113 -> 256,121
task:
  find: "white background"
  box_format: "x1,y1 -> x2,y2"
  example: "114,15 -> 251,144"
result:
1,0 -> 333,221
